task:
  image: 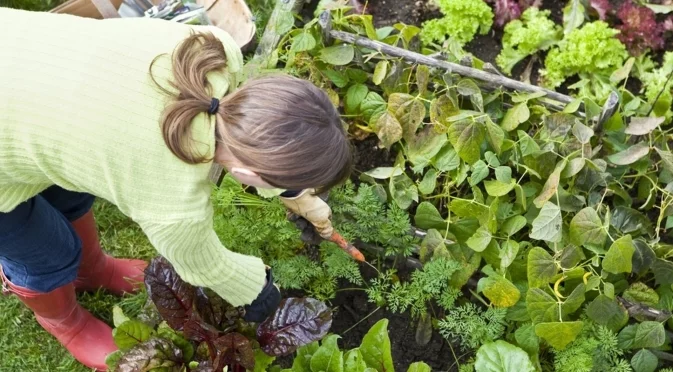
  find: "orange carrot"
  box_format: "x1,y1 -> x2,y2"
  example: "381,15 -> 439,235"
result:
328,231 -> 366,262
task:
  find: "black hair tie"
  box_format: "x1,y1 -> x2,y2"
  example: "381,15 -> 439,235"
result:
207,98 -> 220,115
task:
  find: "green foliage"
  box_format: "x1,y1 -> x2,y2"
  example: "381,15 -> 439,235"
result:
438,303 -> 507,350
282,319 -> 426,371
212,175 -> 302,262
542,21 -> 628,101
637,52 -> 673,117
366,257 -> 462,317
330,182 -> 416,257
496,8 -> 562,75
553,322 -> 630,372
474,340 -> 535,372
420,0 -> 494,46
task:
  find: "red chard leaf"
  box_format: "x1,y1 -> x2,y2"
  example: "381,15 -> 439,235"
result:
194,288 -> 243,329
144,257 -> 195,331
212,333 -> 255,371
116,338 -> 185,372
256,298 -> 333,356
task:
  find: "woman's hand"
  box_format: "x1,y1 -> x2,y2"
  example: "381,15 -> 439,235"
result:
243,268 -> 281,323
279,189 -> 333,245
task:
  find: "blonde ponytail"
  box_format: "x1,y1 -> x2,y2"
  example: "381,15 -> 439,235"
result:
150,32 -> 227,164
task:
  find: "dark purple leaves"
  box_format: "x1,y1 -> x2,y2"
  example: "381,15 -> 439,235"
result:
494,0 -> 522,28
144,257 -> 195,331
616,1 -> 665,56
256,298 -> 333,356
195,288 -> 242,329
116,338 -> 184,372
488,0 -> 541,28
213,333 -> 255,371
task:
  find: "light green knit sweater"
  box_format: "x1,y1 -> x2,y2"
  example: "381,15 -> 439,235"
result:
0,8 -> 266,306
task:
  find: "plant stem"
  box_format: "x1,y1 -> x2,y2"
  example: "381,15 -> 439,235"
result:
342,306 -> 381,335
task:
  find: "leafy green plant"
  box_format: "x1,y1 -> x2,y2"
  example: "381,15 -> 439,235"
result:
541,21 -> 628,101
278,319 -> 432,372
420,0 -> 494,46
106,257 -> 333,371
496,7 -> 562,75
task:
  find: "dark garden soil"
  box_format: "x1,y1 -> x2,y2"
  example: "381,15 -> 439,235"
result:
278,262 -> 467,371
352,135 -> 397,174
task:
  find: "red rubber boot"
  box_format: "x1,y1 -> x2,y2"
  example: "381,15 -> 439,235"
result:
71,210 -> 147,296
1,270 -> 117,371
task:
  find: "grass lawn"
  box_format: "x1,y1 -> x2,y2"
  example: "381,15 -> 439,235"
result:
0,200 -> 157,371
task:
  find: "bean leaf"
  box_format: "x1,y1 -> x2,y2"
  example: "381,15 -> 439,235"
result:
480,275 -> 521,307
416,65 -> 430,95
631,349 -> 658,372
502,215 -> 527,236
603,235 -> 635,274
257,298 -> 333,356
346,84 -> 369,115
569,207 -> 606,248
572,122 -> 594,144
419,169 -> 438,195
414,202 -> 447,231
527,247 -> 557,288
364,167 -> 403,180
407,130 -> 447,172
145,257 -> 195,331
373,60 -> 389,85
608,142 -> 650,165
475,340 -> 535,372
375,111 -> 403,148
500,240 -> 520,269
530,202 -> 563,243
535,321 -> 584,350
527,288 -> 559,323
533,161 -> 565,208
467,226 -> 493,252
625,117 -> 665,135
655,147 -> 673,174
619,321 -> 666,349
448,119 -> 485,164
485,180 -> 516,197
486,119 -> 505,154
470,160 -> 490,186
390,174 -> 419,210
433,145 -> 460,171
320,45 -> 355,65
291,32 -> 316,52
501,103 -> 530,132
586,294 -> 629,333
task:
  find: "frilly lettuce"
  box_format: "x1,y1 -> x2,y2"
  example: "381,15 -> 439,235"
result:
420,0 -> 494,46
495,7 -> 561,75
541,21 -> 627,102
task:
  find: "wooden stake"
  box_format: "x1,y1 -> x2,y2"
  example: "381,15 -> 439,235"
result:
327,28 -> 574,105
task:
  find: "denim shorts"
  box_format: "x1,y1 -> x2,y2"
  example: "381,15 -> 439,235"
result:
0,186 -> 95,292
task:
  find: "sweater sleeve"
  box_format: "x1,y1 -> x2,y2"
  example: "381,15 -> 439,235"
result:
137,215 -> 267,307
